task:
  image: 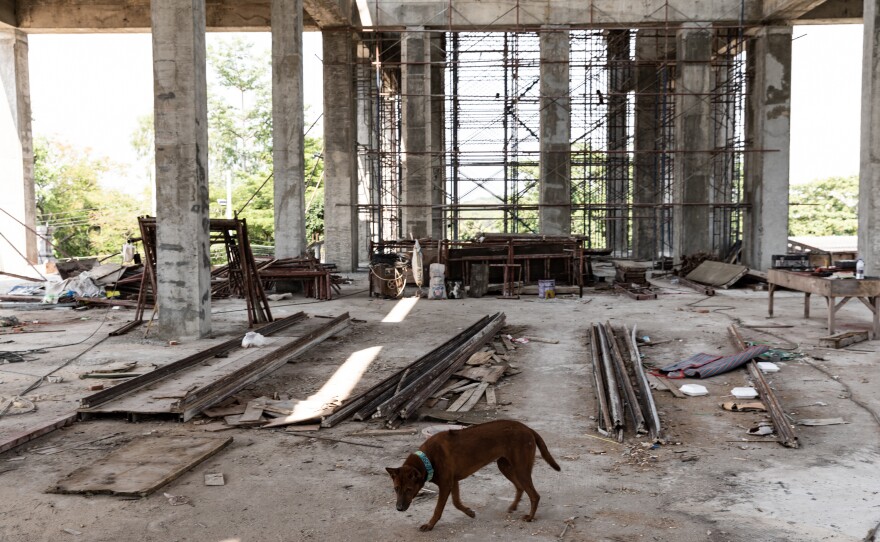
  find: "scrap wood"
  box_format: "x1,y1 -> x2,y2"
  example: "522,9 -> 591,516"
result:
465,351 -> 493,366
430,379 -> 466,398
453,364 -> 508,384
485,386 -> 497,406
322,313 -> 504,428
0,412 -> 77,455
447,387 -> 478,412
418,407 -> 496,425
729,325 -> 799,449
501,336 -> 515,351
722,401 -> 766,412
202,404 -> 247,418
677,277 -> 715,296
349,428 -> 417,437
238,401 -> 266,423
818,331 -> 869,349
458,382 -> 490,412
50,435 -> 233,497
796,418 -> 847,426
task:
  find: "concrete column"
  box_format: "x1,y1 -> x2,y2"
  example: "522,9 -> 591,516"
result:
860,2 -> 880,276
744,27 -> 792,271
539,26 -> 571,236
401,27 -> 432,239
429,32 -> 446,240
356,40 -> 375,265
673,26 -> 713,261
322,30 -> 358,271
151,0 -> 211,339
632,30 -> 669,260
272,0 -> 306,258
605,29 -> 630,255
0,30 -> 37,274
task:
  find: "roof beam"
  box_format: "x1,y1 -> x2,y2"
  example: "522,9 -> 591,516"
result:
762,0 -> 830,21
363,0 -> 764,29
16,0 -> 322,32
0,0 -> 15,27
797,0 -> 862,24
303,0 -> 353,27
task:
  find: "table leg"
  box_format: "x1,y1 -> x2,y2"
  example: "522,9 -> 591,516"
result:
768,283 -> 775,317
827,296 -> 835,335
804,292 -> 811,319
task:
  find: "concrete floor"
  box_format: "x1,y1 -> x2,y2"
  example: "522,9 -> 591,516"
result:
0,273 -> 879,542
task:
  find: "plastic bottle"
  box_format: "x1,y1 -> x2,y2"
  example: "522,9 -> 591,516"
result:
856,258 -> 865,280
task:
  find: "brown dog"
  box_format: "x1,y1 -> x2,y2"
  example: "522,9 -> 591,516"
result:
385,419 -> 561,531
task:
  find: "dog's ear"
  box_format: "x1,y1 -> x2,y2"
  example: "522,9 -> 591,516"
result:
385,467 -> 399,479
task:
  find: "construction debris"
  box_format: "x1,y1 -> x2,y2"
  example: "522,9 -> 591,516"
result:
818,331 -> 870,349
729,325 -> 799,449
78,313 -> 349,422
589,321 -> 661,442
320,313 -> 506,428
50,435 -> 233,497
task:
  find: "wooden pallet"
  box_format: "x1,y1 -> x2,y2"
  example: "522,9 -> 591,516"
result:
614,282 -> 657,300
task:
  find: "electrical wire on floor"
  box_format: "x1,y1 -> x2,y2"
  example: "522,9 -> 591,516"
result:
682,296 -> 800,350
211,288 -> 370,315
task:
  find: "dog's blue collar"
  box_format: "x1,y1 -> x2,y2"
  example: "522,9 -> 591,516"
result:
414,450 -> 434,482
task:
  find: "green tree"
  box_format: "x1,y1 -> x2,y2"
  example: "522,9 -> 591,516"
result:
789,176 -> 858,236
35,137 -> 149,258
205,36 -> 324,245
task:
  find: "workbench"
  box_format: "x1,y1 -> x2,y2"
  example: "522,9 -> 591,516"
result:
767,269 -> 880,336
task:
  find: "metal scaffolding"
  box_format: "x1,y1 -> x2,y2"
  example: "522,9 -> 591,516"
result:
356,20 -> 749,262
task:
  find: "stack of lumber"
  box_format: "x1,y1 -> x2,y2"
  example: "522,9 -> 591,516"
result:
320,312 -> 507,429
589,321 -> 661,442
258,257 -> 339,300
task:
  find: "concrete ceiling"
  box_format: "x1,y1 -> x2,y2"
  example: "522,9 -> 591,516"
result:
0,0 -> 861,32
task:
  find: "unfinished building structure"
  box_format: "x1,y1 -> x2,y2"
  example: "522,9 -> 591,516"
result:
0,0 -> 872,338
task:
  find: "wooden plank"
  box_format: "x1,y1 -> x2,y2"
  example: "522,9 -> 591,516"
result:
238,401 -> 266,423
485,386 -> 497,406
447,387 -> 478,412
0,412 -> 77,455
430,379 -> 464,399
678,277 -> 716,296
501,336 -> 516,351
419,407 -> 497,425
465,351 -> 493,365
202,404 -> 247,418
647,374 -> 686,398
458,382 -> 489,412
818,331 -> 869,349
453,364 -> 508,384
686,261 -> 749,288
50,435 -> 233,497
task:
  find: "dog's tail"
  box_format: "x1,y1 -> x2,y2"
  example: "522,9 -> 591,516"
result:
532,430 -> 561,471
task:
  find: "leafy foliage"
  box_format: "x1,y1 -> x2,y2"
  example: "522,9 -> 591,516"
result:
35,137 -> 149,258
789,176 -> 858,236
206,36 -> 324,245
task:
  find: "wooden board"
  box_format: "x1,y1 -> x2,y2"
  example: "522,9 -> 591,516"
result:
465,351 -> 493,366
50,435 -> 232,497
485,386 -> 497,406
419,407 -> 497,425
686,261 -> 749,288
447,387 -> 478,412
453,364 -> 508,384
238,401 -> 266,423
0,412 -> 77,454
818,331 -> 869,349
458,382 -> 489,412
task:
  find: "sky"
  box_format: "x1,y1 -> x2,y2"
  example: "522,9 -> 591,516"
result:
26,24 -> 864,197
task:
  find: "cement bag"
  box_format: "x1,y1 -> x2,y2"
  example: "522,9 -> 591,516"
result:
427,276 -> 447,300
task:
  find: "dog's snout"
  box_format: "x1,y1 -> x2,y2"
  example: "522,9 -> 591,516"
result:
396,504 -> 407,512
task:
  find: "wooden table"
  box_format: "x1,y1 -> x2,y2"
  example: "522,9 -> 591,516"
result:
768,269 -> 880,336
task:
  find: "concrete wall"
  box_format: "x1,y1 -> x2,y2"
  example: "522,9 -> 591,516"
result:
0,29 -> 36,275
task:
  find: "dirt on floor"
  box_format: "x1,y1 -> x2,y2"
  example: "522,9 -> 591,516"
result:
0,273 -> 879,542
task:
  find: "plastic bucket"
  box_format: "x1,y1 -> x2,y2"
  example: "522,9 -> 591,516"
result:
538,279 -> 556,299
